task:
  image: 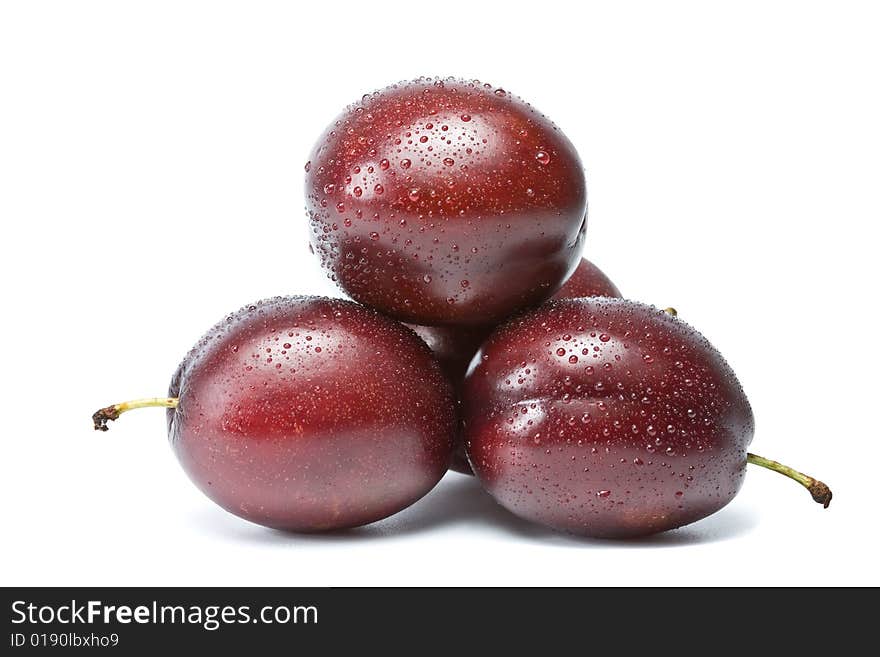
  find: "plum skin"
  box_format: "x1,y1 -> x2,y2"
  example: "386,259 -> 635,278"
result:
462,298 -> 754,538
549,257 -> 620,301
411,258 -> 622,383
167,296 -> 456,531
305,76 -> 587,327
409,257 -> 622,474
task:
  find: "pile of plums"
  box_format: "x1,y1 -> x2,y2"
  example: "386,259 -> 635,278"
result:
94,77 -> 830,538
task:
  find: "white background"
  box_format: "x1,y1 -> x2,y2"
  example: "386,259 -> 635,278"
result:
2,0 -> 878,586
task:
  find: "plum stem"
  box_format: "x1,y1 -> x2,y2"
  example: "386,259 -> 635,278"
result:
747,452 -> 832,508
92,397 -> 179,431
663,307 -> 678,316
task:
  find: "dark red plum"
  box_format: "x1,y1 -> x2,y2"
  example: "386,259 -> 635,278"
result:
94,296 -> 456,531
407,322 -> 494,474
305,77 -> 587,327
461,297 -> 830,537
549,257 -> 620,301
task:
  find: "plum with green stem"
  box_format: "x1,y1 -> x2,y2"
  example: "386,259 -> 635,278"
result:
461,297 -> 831,537
93,296 -> 456,531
